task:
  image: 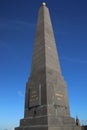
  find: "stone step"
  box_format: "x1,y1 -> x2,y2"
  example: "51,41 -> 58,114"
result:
15,125 -> 81,130
20,116 -> 75,127
20,117 -> 48,126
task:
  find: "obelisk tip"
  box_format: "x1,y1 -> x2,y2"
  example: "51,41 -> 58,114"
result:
42,2 -> 46,6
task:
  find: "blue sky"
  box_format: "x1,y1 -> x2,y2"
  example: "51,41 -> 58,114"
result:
0,0 -> 87,129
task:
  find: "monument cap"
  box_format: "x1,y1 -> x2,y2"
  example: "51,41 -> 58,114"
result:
42,2 -> 46,6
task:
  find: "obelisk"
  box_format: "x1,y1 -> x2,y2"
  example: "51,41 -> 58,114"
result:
15,2 -> 81,130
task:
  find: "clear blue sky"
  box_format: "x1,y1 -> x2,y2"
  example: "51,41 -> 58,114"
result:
0,0 -> 87,129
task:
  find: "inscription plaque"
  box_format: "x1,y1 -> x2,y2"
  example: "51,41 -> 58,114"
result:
29,85 -> 41,108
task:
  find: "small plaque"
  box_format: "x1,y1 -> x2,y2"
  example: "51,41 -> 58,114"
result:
28,85 -> 41,108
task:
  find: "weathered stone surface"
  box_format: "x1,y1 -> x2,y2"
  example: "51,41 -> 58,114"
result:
15,3 -> 81,130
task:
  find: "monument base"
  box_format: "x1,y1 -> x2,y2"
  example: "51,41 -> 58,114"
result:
15,126 -> 81,130
15,116 -> 81,130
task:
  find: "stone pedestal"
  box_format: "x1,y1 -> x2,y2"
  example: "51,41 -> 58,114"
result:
15,115 -> 81,130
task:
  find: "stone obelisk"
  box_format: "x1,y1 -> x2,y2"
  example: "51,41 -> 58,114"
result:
15,2 -> 81,130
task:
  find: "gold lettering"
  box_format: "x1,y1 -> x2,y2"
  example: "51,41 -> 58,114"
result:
55,93 -> 63,97
31,94 -> 37,98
